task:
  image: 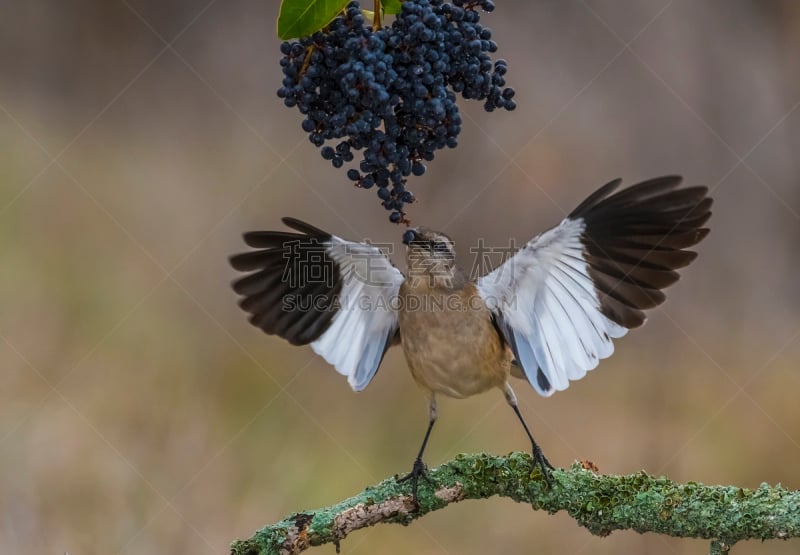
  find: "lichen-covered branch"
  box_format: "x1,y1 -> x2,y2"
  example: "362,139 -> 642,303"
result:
230,452 -> 800,555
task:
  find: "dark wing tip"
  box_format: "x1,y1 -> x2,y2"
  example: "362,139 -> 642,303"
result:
569,178 -> 623,219
577,176 -> 711,328
229,251 -> 267,271
228,253 -> 243,271
536,368 -> 552,394
242,231 -> 297,249
229,218 -> 341,345
281,217 -> 331,238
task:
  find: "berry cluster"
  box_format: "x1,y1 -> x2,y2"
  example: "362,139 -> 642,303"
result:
278,0 -> 514,223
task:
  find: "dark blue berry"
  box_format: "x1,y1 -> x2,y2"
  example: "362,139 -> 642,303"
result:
277,0 -> 514,223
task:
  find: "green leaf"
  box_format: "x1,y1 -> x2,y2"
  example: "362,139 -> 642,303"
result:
382,0 -> 403,14
277,0 -> 349,40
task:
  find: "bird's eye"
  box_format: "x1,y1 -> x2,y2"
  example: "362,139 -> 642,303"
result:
432,241 -> 450,255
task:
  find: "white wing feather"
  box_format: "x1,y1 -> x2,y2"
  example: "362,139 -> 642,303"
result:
476,218 -> 626,397
310,238 -> 404,391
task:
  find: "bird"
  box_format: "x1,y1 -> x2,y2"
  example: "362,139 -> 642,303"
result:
228,175 -> 712,500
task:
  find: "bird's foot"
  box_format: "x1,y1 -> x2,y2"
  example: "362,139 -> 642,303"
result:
532,444 -> 555,485
397,458 -> 431,506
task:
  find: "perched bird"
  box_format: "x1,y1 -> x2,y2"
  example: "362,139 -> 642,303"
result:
229,175 -> 712,499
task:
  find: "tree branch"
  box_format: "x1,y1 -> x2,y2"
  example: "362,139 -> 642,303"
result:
230,452 -> 800,555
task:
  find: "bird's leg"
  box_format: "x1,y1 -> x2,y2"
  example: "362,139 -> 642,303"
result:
397,395 -> 437,503
503,383 -> 554,482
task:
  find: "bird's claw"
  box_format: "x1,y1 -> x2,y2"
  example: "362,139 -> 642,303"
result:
397,458 -> 431,505
532,444 -> 555,485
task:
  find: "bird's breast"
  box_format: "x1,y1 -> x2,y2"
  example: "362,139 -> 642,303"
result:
397,282 -> 511,398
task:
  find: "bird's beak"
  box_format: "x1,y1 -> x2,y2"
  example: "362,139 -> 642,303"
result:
402,228 -> 418,246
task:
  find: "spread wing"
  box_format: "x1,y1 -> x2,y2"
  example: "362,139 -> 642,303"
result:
477,176 -> 712,396
229,217 -> 405,391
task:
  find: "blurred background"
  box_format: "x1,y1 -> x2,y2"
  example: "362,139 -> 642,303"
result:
1,0 -> 799,553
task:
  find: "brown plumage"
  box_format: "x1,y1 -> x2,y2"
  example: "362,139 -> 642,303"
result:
229,175 -> 712,501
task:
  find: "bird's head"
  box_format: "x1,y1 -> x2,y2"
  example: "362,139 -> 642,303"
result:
402,227 -> 462,289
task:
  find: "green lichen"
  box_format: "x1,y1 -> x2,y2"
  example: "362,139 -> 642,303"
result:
231,452 -> 800,555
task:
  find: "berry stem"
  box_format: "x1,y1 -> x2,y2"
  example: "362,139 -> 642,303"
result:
299,45 -> 314,77
372,0 -> 382,31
